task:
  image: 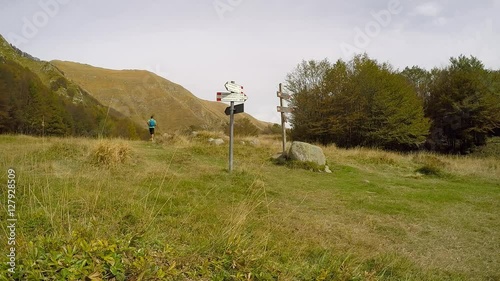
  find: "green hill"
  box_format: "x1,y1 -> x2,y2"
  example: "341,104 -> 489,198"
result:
1,134 -> 499,280
51,60 -> 270,133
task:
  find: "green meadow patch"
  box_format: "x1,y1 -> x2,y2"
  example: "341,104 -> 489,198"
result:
0,135 -> 499,280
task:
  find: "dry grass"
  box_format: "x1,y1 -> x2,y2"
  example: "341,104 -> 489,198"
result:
91,139 -> 132,166
192,130 -> 228,141
322,144 -> 500,181
441,154 -> 500,178
2,134 -> 499,280
155,131 -> 192,147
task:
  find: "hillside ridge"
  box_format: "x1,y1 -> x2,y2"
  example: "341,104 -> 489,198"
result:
51,60 -> 270,133
0,34 -> 146,137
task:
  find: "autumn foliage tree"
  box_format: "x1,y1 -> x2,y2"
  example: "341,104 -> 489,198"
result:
286,55 -> 430,150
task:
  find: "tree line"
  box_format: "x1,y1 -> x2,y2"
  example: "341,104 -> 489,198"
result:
0,58 -> 147,139
286,54 -> 500,154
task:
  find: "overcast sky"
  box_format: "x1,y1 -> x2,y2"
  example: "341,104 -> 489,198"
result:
1,0 -> 499,124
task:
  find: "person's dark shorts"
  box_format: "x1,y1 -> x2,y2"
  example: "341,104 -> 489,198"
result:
149,128 -> 155,134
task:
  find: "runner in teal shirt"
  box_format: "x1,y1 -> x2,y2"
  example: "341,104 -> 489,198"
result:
147,115 -> 157,141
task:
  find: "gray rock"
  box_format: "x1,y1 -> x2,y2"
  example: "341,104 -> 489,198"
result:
213,139 -> 224,146
288,141 -> 326,166
324,165 -> 332,173
249,139 -> 260,146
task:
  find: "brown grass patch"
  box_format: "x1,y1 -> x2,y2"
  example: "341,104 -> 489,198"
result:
91,140 -> 131,166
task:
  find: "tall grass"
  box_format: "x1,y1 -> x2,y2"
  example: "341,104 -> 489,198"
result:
0,134 -> 498,280
323,144 -> 500,181
91,140 -> 132,166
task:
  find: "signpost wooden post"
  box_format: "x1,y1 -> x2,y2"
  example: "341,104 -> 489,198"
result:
277,83 -> 293,156
279,83 -> 286,155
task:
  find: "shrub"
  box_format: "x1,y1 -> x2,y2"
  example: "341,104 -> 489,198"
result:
413,154 -> 446,176
415,164 -> 442,176
225,118 -> 260,137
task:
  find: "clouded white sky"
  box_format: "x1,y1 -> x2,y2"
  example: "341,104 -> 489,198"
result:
1,0 -> 499,124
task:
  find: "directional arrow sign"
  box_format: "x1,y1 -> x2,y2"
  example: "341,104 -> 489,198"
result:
221,93 -> 248,103
225,103 -> 244,116
217,92 -> 232,101
225,81 -> 244,94
277,91 -> 292,100
277,106 -> 293,113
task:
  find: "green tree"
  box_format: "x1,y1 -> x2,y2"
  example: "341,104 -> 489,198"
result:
401,66 -> 432,107
285,59 -> 332,143
286,55 -> 430,150
323,59 -> 366,146
426,55 -> 500,153
330,55 -> 429,149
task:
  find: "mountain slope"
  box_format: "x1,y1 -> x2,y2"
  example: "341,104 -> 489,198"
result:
51,60 -> 269,133
0,35 -> 146,138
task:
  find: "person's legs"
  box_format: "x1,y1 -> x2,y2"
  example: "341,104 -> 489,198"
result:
149,128 -> 155,141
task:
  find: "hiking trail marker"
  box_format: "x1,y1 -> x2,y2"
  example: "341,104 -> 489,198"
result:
216,81 -> 248,172
277,83 -> 293,156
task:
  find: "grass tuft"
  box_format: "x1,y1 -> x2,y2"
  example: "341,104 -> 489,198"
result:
413,154 -> 446,176
91,140 -> 131,166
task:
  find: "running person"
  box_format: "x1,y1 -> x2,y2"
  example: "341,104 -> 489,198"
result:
147,115 -> 157,141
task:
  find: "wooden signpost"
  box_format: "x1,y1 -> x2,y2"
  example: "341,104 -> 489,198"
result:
277,83 -> 292,156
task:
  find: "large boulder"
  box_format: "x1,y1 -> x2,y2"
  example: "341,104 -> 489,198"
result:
288,141 -> 326,166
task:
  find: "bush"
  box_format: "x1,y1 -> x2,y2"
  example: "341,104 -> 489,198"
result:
225,118 -> 260,137
413,154 -> 446,176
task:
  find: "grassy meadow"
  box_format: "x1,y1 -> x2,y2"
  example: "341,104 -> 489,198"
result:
0,134 -> 499,280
